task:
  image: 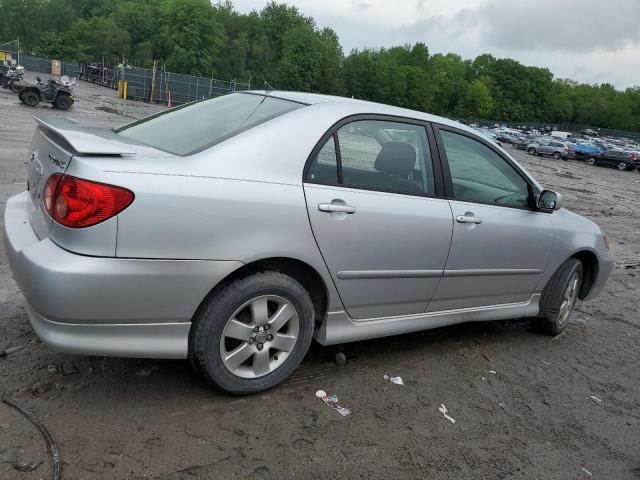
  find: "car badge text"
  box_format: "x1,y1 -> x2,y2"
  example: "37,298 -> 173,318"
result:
48,153 -> 67,169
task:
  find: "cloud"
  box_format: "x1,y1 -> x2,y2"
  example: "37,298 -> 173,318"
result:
228,0 -> 640,88
404,0 -> 640,53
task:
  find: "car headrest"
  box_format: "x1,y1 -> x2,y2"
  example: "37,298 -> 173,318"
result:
374,142 -> 416,177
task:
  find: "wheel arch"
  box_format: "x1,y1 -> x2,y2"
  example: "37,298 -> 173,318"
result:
22,87 -> 40,98
191,257 -> 330,329
571,250 -> 599,299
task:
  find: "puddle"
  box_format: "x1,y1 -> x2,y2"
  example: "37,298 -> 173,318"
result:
556,173 -> 580,180
95,105 -> 136,119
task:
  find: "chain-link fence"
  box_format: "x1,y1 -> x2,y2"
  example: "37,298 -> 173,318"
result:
2,48 -> 250,105
123,67 -> 250,105
15,54 -> 81,78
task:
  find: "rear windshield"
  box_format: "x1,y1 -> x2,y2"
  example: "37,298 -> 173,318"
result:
117,93 -> 304,155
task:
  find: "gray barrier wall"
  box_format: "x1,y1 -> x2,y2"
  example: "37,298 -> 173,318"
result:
123,67 -> 250,105
20,55 -> 81,78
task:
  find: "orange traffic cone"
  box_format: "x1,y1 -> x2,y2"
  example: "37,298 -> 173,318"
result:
167,91 -> 172,108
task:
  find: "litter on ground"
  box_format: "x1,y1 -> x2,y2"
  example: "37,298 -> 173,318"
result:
438,404 -> 456,424
315,390 -> 351,416
383,374 -> 404,385
589,395 -> 603,404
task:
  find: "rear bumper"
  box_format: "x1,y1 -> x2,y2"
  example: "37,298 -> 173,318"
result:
27,306 -> 190,358
4,191 -> 243,358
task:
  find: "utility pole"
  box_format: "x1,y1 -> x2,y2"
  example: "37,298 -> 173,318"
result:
150,60 -> 157,103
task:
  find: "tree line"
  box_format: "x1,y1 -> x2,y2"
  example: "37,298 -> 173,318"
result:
1,0 -> 639,131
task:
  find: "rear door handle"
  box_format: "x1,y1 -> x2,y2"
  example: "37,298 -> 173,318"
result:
318,203 -> 356,214
456,214 -> 482,224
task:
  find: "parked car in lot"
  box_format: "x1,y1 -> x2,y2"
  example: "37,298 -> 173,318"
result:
512,136 -> 536,150
570,143 -> 603,160
472,128 -> 502,147
4,92 -> 613,393
585,150 -> 640,171
527,140 -> 570,160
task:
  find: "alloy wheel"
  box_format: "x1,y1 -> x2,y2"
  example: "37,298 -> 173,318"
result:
219,295 -> 299,379
617,162 -> 627,171
558,272 -> 579,326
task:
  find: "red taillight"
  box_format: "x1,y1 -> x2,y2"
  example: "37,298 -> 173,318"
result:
43,173 -> 62,217
43,174 -> 134,228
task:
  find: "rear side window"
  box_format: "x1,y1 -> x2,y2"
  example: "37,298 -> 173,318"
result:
117,93 -> 303,155
306,119 -> 435,196
307,136 -> 339,185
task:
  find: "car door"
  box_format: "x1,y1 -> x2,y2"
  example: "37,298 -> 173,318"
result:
428,126 -> 554,312
539,142 -> 553,155
303,117 -> 453,319
598,151 -> 616,167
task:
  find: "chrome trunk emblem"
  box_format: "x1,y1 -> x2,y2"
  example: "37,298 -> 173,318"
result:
48,153 -> 66,169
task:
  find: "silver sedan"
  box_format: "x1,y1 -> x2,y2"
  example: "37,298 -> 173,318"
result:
4,92 -> 613,393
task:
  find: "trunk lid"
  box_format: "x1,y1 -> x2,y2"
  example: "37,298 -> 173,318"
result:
26,125 -> 75,239
26,113 -> 148,240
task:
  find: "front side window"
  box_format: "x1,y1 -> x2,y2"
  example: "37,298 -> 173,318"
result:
440,130 -> 530,209
117,93 -> 303,156
306,119 -> 434,195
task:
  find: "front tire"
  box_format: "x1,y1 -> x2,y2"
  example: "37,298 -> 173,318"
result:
617,162 -> 627,171
537,259 -> 583,335
190,271 -> 315,394
528,148 -> 536,155
553,152 -> 561,160
585,157 -> 597,166
54,92 -> 72,110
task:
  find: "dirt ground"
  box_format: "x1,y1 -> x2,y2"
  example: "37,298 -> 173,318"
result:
1,74 -> 639,480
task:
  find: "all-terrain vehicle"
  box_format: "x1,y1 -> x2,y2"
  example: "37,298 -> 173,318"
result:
18,76 -> 74,110
0,65 -> 24,92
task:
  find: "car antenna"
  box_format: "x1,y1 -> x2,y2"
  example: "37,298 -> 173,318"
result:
263,78 -> 274,92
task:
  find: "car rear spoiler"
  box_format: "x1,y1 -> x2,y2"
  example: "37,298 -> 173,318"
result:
32,113 -> 137,155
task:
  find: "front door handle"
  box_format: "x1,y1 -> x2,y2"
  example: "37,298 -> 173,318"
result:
318,203 -> 356,214
456,214 -> 482,224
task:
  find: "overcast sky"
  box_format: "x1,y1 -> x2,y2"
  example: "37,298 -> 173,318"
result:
231,0 -> 640,89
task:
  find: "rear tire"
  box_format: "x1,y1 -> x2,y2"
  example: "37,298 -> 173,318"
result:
21,90 -> 40,107
617,162 -> 627,171
585,157 -> 597,166
537,258 -> 583,336
553,152 -> 561,160
190,271 -> 315,394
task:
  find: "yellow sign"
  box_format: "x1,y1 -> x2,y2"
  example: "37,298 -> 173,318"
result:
0,52 -> 6,61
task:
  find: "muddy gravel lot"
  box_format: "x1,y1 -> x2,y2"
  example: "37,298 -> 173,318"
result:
1,75 -> 639,479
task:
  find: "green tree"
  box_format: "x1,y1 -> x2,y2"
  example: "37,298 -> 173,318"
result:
458,79 -> 493,118
160,0 -> 224,76
2,0 -> 639,132
63,16 -> 131,60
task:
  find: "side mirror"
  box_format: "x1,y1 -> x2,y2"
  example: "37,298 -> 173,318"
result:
537,190 -> 562,212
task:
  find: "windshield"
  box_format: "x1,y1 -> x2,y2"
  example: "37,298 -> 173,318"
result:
117,93 -> 304,156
